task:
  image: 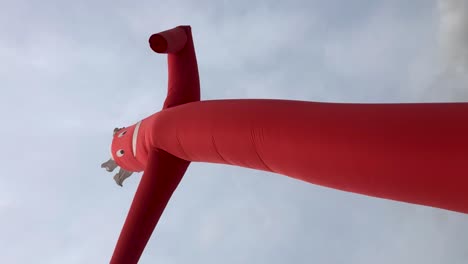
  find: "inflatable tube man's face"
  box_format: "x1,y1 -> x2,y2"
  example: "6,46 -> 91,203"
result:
101,123 -> 144,186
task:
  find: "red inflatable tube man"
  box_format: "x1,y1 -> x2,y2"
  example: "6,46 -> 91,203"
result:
102,25 -> 468,263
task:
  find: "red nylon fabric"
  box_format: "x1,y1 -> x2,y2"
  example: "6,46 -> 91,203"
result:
110,150 -> 189,264
111,124 -> 144,172
148,99 -> 468,213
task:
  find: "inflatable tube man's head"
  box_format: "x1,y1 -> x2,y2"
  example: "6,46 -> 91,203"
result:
101,123 -> 144,186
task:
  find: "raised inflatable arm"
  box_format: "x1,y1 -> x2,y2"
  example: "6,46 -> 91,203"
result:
149,25 -> 201,109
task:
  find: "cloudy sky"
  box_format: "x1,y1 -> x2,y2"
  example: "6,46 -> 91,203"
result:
1,0 -> 468,263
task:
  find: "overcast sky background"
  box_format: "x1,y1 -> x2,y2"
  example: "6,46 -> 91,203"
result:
1,0 -> 468,263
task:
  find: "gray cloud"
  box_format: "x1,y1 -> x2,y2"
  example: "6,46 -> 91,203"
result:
438,0 -> 468,71
416,0 -> 468,101
435,0 -> 468,100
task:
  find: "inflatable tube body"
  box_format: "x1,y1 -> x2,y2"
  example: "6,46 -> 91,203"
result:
108,25 -> 468,264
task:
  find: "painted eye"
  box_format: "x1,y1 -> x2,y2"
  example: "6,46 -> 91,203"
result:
118,131 -> 127,138
113,127 -> 126,136
116,149 -> 125,157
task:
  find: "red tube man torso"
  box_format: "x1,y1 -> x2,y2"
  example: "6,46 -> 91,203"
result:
104,26 -> 468,264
